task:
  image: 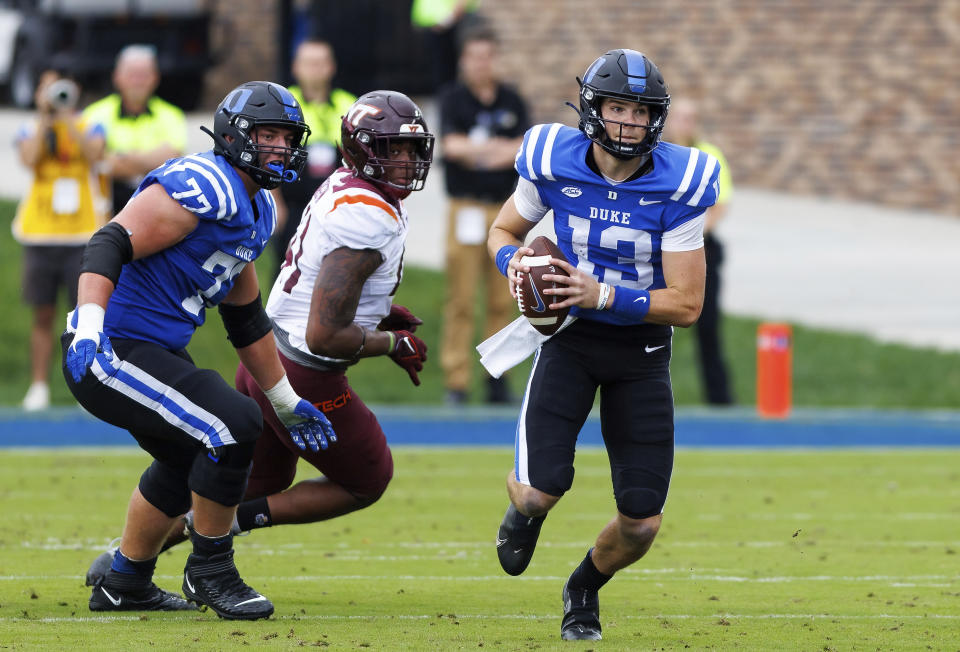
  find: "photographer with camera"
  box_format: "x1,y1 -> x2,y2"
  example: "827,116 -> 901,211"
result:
13,70 -> 107,411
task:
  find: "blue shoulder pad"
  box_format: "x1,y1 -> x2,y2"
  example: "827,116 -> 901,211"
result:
154,154 -> 240,221
669,147 -> 721,210
514,123 -> 569,183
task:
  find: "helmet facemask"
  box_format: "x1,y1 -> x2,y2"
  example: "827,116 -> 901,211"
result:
229,115 -> 310,190
354,130 -> 434,192
579,83 -> 669,159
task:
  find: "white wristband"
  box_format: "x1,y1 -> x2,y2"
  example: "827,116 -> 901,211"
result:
75,303 -> 106,335
596,283 -> 611,311
263,374 -> 299,412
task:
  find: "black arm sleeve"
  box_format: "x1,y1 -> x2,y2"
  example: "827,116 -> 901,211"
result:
79,222 -> 134,285
218,292 -> 273,348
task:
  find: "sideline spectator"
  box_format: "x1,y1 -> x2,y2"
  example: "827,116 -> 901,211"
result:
13,70 -> 106,411
666,98 -> 735,405
272,38 -> 356,279
438,27 -> 528,405
411,0 -> 481,93
82,44 -> 187,216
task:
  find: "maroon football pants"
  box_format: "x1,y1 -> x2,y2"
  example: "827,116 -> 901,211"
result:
235,352 -> 393,500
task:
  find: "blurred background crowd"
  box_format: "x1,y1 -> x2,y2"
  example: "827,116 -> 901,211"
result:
2,0 -> 959,411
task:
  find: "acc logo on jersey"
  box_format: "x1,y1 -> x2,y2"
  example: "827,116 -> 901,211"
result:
347,103 -> 382,126
561,186 -> 582,198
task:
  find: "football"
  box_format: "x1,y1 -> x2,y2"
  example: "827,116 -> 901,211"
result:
516,236 -> 571,336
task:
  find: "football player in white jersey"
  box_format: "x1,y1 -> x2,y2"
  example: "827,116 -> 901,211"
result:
85,91 -> 434,594
234,90 -> 431,532
65,81 -> 335,620
487,50 -> 719,640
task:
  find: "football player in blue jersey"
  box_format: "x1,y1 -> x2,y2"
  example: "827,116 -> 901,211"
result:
487,49 -> 720,640
61,81 -> 336,620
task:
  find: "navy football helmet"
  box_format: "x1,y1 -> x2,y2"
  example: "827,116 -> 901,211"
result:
340,90 -> 434,196
203,81 -> 310,190
574,49 -> 670,159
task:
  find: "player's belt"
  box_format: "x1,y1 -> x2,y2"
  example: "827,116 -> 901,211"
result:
272,324 -> 351,372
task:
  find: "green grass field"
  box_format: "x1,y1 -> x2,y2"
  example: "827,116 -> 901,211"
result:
1,447 -> 958,650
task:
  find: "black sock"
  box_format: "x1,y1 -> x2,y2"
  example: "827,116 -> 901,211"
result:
567,548 -> 612,593
511,504 -> 545,528
109,550 -> 157,577
104,550 -> 157,590
190,528 -> 233,558
236,497 -> 272,532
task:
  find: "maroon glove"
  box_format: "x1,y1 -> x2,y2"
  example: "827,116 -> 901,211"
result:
388,330 -> 428,386
378,304 -> 423,333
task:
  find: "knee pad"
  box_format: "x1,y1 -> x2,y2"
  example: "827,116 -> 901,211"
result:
362,446 -> 394,502
354,459 -> 393,505
188,440 -> 256,506
532,464 -> 574,499
139,460 -> 192,517
615,486 -> 667,520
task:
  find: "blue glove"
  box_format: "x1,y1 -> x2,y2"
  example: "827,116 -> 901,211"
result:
66,304 -> 111,383
264,376 -> 338,453
284,399 -> 337,453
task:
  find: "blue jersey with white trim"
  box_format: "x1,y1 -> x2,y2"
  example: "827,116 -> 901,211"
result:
516,123 -> 719,325
104,151 -> 277,350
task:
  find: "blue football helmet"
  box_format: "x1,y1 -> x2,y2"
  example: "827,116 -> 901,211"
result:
575,49 -> 670,159
203,81 -> 310,189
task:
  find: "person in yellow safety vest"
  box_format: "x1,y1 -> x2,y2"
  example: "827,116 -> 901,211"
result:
665,98 -> 735,405
82,44 -> 187,216
13,70 -> 107,411
272,38 -> 356,279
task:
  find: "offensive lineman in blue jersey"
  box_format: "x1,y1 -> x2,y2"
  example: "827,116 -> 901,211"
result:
61,81 -> 336,620
487,50 -> 719,640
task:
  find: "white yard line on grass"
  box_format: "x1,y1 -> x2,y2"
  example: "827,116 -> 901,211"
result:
2,612 -> 960,624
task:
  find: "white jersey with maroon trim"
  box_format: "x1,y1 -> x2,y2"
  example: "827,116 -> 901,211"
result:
266,167 -> 407,362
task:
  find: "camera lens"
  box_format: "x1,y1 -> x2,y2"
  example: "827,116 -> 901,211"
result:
47,80 -> 78,109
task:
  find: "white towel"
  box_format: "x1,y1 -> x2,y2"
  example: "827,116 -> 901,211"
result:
477,314 -> 577,378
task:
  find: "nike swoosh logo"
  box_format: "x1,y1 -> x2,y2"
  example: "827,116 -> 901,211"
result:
634,296 -> 648,303
496,536 -> 507,548
184,573 -> 196,594
528,276 -> 546,313
637,197 -> 662,206
645,345 -> 666,353
235,595 -> 268,607
100,586 -> 122,606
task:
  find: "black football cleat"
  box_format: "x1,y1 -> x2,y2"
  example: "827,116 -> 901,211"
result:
89,572 -> 196,612
560,579 -> 602,640
182,549 -> 273,620
496,504 -> 545,576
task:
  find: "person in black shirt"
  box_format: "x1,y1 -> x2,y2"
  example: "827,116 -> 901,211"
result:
438,27 -> 529,405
